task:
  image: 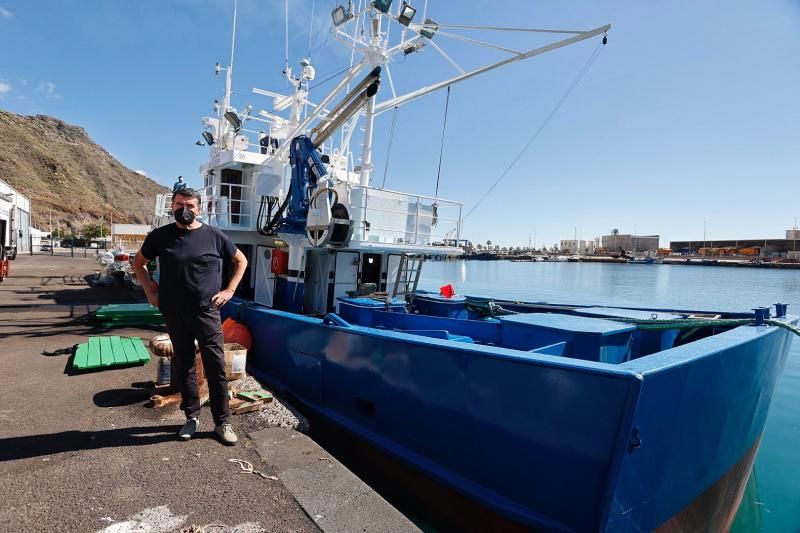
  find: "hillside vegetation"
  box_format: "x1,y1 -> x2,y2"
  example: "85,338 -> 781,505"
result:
0,109 -> 168,232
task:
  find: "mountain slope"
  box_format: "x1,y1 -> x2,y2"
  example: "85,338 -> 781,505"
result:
0,109 -> 169,231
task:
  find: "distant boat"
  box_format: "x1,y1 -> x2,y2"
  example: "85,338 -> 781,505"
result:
628,256 -> 657,264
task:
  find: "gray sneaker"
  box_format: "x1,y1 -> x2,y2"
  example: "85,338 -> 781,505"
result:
178,417 -> 199,440
215,424 -> 238,446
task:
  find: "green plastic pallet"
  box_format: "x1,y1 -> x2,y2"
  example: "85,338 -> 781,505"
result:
72,336 -> 151,371
94,303 -> 164,327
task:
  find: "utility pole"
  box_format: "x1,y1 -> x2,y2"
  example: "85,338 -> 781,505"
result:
703,220 -> 706,250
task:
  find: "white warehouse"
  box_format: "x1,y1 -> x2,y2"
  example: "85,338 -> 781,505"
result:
0,177 -> 31,259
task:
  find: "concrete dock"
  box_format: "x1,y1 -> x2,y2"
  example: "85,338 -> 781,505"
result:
0,255 -> 417,532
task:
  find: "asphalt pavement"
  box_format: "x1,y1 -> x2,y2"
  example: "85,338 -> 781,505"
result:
0,255 -> 318,532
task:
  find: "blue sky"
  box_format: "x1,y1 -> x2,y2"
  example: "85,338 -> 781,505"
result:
1,0 -> 798,248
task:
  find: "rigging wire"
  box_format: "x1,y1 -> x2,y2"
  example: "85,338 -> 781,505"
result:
434,85 -> 451,199
463,41 -> 605,221
309,65 -> 352,90
307,0 -> 316,59
381,107 -> 399,188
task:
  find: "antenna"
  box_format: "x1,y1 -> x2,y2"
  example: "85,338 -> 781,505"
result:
222,0 -> 238,115
230,0 -> 237,76
284,0 -> 290,78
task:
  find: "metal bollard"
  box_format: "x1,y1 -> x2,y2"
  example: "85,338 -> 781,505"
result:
752,308 -> 767,326
775,303 -> 788,318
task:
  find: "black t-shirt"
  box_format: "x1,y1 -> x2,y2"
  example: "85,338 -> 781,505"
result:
140,223 -> 237,311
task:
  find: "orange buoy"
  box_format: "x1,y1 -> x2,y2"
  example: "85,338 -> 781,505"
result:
221,317 -> 236,337
222,318 -> 252,350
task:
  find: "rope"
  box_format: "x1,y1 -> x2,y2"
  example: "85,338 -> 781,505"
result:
765,319 -> 800,336
630,319 -> 750,332
381,107 -> 399,188
605,316 -> 800,336
463,41 -> 604,221
181,524 -> 227,533
228,458 -> 278,481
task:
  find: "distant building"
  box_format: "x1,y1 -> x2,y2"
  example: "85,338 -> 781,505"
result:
112,223 -> 150,250
602,234 -> 659,253
671,230 -> 800,259
0,177 -> 31,256
559,239 -> 594,254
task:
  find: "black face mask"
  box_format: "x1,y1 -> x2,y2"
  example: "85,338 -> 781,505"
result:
174,207 -> 196,225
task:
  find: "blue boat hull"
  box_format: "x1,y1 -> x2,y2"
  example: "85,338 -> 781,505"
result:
223,300 -> 795,531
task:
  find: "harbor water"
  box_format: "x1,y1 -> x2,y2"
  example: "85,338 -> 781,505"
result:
418,261 -> 800,531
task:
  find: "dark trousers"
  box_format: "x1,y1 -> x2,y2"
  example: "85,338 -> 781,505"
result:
163,308 -> 230,426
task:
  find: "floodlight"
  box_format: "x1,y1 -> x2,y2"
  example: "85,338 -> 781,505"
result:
331,5 -> 353,27
224,110 -> 241,131
195,140 -> 204,146
215,62 -> 221,75
202,131 -> 215,145
420,18 -> 438,39
374,0 -> 392,13
398,3 -> 416,26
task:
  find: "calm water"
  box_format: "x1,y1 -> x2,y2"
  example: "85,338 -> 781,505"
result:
418,261 -> 800,532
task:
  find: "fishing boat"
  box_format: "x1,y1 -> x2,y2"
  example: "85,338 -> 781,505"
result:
627,256 -> 658,265
153,2 -> 797,530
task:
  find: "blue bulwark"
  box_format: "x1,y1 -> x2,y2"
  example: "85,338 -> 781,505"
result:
499,313 -> 635,363
337,297 -> 406,327
575,307 -> 683,356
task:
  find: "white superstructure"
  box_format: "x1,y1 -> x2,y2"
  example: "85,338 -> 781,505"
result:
154,1 -> 610,313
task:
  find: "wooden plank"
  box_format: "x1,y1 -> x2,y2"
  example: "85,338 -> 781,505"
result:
237,391 -> 273,403
73,343 -> 89,370
120,337 -> 140,364
86,337 -> 102,369
99,337 -> 114,366
109,336 -> 127,364
232,400 -> 263,415
131,337 -> 152,364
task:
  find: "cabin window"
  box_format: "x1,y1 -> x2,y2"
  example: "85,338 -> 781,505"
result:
220,168 -> 243,224
361,253 -> 382,286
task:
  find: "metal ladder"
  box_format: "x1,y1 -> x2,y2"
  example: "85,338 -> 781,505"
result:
391,254 -> 425,304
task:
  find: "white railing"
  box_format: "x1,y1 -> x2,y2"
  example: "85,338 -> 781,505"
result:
152,193 -> 174,228
157,178 -> 464,247
348,186 -> 462,246
201,182 -> 260,231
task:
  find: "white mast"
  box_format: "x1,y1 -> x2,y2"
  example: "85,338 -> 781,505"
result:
359,93 -> 376,186
223,0 -> 238,114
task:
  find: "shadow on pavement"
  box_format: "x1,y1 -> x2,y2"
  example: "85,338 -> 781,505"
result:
0,425 -> 181,461
93,388 -> 153,408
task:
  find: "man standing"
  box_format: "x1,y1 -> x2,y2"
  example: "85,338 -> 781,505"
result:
133,188 -> 248,445
172,175 -> 187,193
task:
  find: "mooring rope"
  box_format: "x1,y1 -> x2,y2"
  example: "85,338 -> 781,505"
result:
607,317 -> 800,336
